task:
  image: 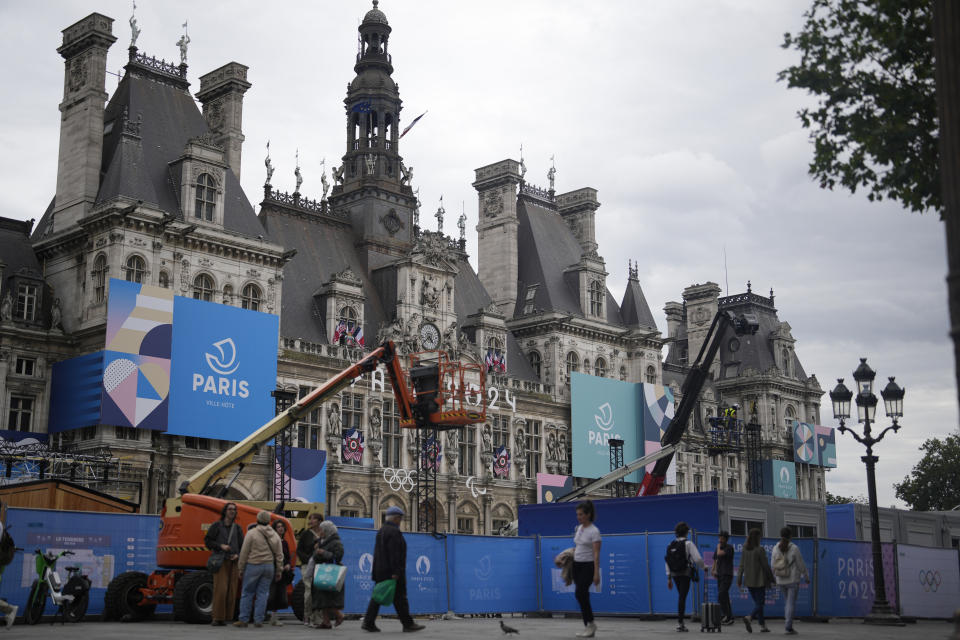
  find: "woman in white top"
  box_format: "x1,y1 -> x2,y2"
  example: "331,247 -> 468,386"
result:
771,527 -> 809,635
573,500 -> 601,638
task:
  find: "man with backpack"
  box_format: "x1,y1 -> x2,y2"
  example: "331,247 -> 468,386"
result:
771,527 -> 809,635
0,502 -> 18,627
665,521 -> 704,632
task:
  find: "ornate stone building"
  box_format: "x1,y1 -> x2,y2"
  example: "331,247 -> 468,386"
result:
1,4 -> 825,535
662,282 -> 827,505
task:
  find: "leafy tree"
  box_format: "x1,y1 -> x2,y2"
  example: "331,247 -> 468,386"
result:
825,491 -> 868,505
778,0 -> 938,213
780,1 -> 960,413
893,434 -> 960,511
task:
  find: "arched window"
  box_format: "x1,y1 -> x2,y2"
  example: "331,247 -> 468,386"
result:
93,254 -> 107,303
335,306 -> 359,344
194,173 -> 216,221
589,280 -> 604,316
125,255 -> 146,283
784,405 -> 796,431
241,283 -> 261,311
338,305 -> 358,326
528,351 -> 542,379
594,357 -> 607,378
619,366 -> 627,381
565,351 -> 579,378
193,273 -> 214,301
646,365 -> 656,384
158,270 -> 170,289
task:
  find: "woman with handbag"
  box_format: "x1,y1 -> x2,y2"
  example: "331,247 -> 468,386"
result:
737,528 -> 773,633
266,519 -> 295,626
203,502 -> 243,626
771,527 -> 809,635
312,520 -> 345,629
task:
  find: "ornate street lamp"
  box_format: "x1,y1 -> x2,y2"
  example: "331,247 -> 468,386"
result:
830,359 -> 904,625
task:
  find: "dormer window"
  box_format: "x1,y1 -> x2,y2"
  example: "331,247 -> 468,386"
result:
195,173 -> 216,221
193,273 -> 214,301
16,283 -> 38,321
125,255 -> 146,283
241,283 -> 262,311
523,285 -> 538,315
589,280 -> 604,317
528,351 -> 542,379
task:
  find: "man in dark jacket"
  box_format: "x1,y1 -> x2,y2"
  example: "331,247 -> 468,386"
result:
713,530 -> 735,624
361,506 -> 424,633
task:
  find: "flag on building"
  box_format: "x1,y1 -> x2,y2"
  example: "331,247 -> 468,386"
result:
493,445 -> 510,478
421,435 -> 441,471
331,320 -> 347,344
342,428 -> 364,463
399,111 -> 427,139
351,323 -> 365,347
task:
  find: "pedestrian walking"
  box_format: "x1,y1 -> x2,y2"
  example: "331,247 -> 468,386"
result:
266,519 -> 294,626
572,500 -> 601,638
665,521 -> 704,632
204,502 -> 243,626
712,530 -> 735,624
771,527 -> 809,635
737,527 -> 773,633
361,505 -> 424,633
313,520 -> 346,629
235,511 -> 283,628
297,512 -> 324,627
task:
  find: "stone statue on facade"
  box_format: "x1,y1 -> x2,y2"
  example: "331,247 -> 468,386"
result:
457,211 -> 466,242
332,164 -> 344,185
294,150 -> 303,193
50,298 -> 62,331
435,197 -> 444,233
519,144 -> 526,181
320,158 -> 329,200
400,162 -> 413,186
442,321 -> 459,353
327,403 -> 342,436
558,433 -> 568,462
129,1 -> 141,47
0,292 -> 11,322
446,428 -> 460,453
365,153 -> 377,175
481,423 -> 493,454
176,25 -> 190,65
377,316 -> 403,346
264,141 -> 274,185
547,155 -> 556,191
420,277 -> 440,309
514,426 -> 526,461
369,406 -> 382,440
546,431 -> 559,462
413,187 -> 421,228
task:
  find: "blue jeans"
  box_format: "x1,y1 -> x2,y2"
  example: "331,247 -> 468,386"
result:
238,563 -> 275,624
781,584 -> 798,630
748,586 -> 766,626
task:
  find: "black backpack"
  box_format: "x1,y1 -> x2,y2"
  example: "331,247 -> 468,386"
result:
665,538 -> 689,574
0,528 -> 15,567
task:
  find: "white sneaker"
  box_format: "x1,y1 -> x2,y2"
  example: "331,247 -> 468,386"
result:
4,605 -> 17,629
269,612 -> 283,626
576,622 -> 596,638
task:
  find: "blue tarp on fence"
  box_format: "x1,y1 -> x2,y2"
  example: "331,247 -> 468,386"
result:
2,507 -> 958,619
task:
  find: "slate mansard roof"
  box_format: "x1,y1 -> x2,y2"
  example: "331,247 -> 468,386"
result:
33,56 -> 265,241
514,194 -> 658,331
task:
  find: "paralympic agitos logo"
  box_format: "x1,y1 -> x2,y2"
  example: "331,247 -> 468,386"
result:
192,338 -> 250,398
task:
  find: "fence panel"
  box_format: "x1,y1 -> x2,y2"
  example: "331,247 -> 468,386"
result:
896,544 -> 960,618
447,534 -> 538,613
814,539 -> 896,617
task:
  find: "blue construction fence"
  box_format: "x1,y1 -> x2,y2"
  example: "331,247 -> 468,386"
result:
1,507 -> 957,619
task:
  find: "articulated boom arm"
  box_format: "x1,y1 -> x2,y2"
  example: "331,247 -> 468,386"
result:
180,341 -> 411,496
637,310 -> 758,496
555,311 -> 758,502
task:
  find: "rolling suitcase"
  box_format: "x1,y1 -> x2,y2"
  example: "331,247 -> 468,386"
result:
700,579 -> 722,633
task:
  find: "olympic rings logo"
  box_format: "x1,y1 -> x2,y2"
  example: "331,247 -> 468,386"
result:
918,570 -> 941,592
383,467 -> 417,492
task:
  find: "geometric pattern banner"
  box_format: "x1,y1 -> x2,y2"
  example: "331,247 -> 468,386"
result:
102,280 -> 174,430
792,420 -> 817,464
815,425 -> 837,468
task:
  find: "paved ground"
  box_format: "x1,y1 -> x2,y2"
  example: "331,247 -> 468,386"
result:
6,614 -> 955,639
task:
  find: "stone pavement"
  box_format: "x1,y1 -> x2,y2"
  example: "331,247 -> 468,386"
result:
5,614 -> 954,640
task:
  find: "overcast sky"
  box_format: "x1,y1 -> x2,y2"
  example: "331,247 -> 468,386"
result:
1,1 -> 956,508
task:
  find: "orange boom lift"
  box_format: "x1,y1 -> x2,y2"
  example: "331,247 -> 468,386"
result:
104,341 -> 485,623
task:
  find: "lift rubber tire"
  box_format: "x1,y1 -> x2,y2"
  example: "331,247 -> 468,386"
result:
172,571 -> 214,624
105,571 -> 155,622
62,576 -> 90,623
23,581 -> 47,625
291,580 -> 305,621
